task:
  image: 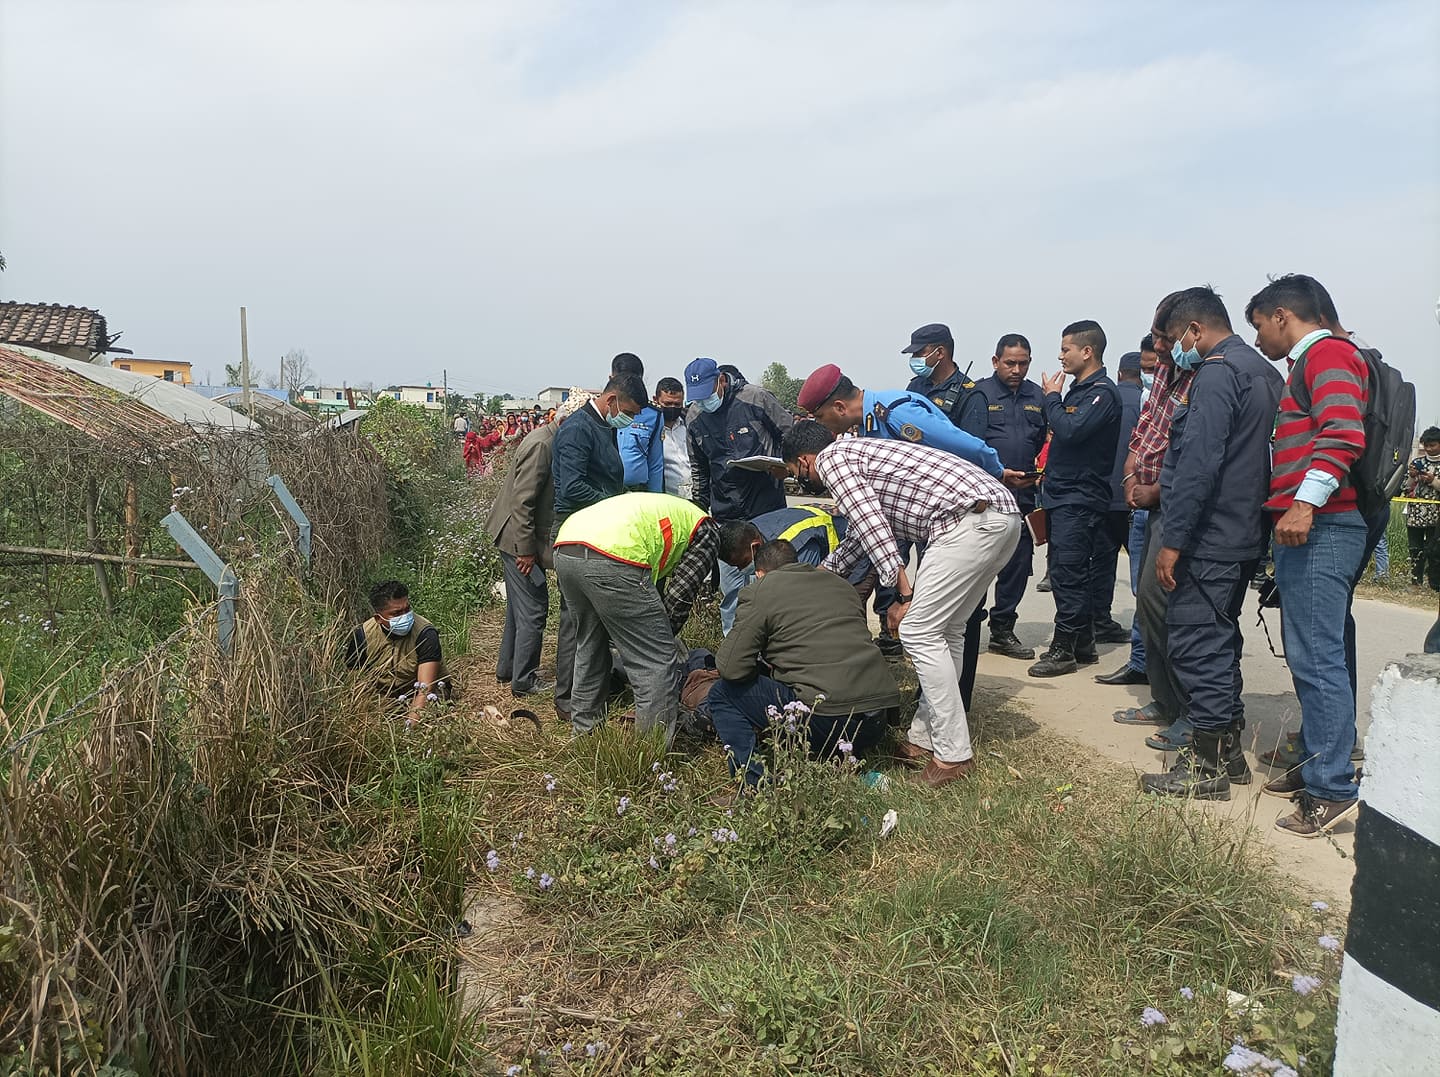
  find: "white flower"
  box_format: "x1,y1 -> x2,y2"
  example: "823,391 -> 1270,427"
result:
1311,900 -> 1328,912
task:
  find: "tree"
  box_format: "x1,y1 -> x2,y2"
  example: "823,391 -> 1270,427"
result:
485,394 -> 506,416
224,363 -> 243,385
760,362 -> 803,412
274,349 -> 315,398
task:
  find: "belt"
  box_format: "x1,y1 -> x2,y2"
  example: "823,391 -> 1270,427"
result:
555,543 -> 607,559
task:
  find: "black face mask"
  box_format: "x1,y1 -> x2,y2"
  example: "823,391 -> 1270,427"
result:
660,405 -> 684,422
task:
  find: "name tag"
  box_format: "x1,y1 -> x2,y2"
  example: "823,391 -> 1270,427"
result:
1023,404 -> 1042,413
1064,406 -> 1078,413
736,426 -> 751,434
988,404 -> 1005,411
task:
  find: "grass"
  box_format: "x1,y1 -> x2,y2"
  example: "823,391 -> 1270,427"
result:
455,600 -> 1343,1075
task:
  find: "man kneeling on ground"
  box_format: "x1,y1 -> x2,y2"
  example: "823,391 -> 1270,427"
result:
709,539 -> 900,787
345,579 -> 452,719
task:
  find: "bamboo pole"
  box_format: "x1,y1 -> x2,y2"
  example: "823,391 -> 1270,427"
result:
84,478 -> 115,615
123,477 -> 140,588
0,544 -> 199,570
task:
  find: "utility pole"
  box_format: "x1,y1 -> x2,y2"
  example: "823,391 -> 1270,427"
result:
443,368 -> 448,412
240,306 -> 253,414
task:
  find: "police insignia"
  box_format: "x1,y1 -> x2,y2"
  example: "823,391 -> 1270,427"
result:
932,396 -> 946,407
899,423 -> 923,442
872,402 -> 890,422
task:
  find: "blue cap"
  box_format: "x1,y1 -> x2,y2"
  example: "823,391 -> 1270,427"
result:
684,357 -> 721,402
1118,351 -> 1143,373
901,323 -> 954,355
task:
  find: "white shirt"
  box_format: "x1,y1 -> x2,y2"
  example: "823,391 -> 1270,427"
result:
662,416 -> 691,498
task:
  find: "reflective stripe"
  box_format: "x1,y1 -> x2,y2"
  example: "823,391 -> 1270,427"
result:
777,506 -> 838,551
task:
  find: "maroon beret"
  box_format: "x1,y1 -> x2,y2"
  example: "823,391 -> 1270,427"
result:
797,363 -> 844,413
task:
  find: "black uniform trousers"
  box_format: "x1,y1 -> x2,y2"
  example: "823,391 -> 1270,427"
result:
1047,504 -> 1106,636
1087,509 -> 1132,624
1165,556 -> 1254,735
989,507 -> 1035,624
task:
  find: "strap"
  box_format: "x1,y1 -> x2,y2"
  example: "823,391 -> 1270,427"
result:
777,506 -> 838,551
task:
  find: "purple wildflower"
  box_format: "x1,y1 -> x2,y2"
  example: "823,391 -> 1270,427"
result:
543,773 -> 557,793
1292,973 -> 1321,996
617,796 -> 631,816
1179,986 -> 1194,1001
506,1066 -> 522,1076
1318,934 -> 1341,952
485,849 -> 500,872
1139,1007 -> 1166,1027
524,866 -> 536,880
1311,900 -> 1329,912
538,872 -> 554,890
648,855 -> 660,869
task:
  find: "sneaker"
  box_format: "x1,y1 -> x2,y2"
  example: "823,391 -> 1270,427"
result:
1035,574 -> 1052,593
1275,792 -> 1359,838
1262,767 -> 1304,798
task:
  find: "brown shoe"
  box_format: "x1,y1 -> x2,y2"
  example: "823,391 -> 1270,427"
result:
1275,792 -> 1359,838
908,758 -> 976,788
1262,766 -> 1304,799
892,741 -> 933,769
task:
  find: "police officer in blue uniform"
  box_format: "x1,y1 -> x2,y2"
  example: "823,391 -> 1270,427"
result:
972,333 -> 1048,659
717,505 -> 874,592
901,323 -> 989,439
1028,320 -> 1122,678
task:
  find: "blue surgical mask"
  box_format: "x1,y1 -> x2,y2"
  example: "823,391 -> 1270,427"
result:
1171,326 -> 1202,371
1141,371 -> 1155,390
386,610 -> 415,636
699,392 -> 723,413
908,354 -> 936,378
607,409 -> 634,429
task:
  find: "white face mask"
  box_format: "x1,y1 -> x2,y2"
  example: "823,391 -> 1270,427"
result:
1141,371 -> 1155,390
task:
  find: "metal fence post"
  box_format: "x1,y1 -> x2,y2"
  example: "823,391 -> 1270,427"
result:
266,474 -> 312,565
161,511 -> 238,655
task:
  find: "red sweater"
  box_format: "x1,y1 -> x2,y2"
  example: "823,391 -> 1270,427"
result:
1265,337 -> 1368,515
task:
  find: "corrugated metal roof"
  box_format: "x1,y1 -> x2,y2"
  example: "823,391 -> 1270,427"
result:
0,345 -> 258,442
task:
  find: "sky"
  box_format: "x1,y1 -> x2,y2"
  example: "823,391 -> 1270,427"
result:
2,1 -> 1438,417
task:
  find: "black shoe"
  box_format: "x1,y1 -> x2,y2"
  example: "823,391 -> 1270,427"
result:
988,627 -> 1035,660
1225,722 -> 1252,785
1028,635 -> 1077,678
1141,732 -> 1231,801
1073,627 -> 1099,666
875,633 -> 904,658
1035,574 -> 1051,593
1094,663 -> 1147,686
1092,619 -> 1130,644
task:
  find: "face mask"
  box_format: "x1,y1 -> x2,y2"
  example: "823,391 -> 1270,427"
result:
385,610 -> 415,636
699,392 -> 723,413
607,408 -> 634,429
1171,327 -> 1202,371
660,405 -> 684,422
1141,371 -> 1155,389
908,354 -> 936,378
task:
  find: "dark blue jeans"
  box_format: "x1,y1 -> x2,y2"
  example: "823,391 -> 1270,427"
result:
1127,509 -> 1149,671
1166,557 -> 1252,735
1088,509 -> 1130,625
1274,510 -> 1367,801
707,674 -> 888,785
1047,504 -> 1104,635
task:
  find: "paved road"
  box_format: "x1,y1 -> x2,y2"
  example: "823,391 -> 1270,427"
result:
972,554 -> 1437,905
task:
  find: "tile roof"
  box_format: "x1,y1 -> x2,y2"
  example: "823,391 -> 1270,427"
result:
0,302 -> 110,352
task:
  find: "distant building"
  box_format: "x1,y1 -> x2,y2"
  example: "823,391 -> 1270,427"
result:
0,302 -> 122,362
502,397 -> 541,414
298,386 -> 374,411
111,356 -> 191,384
536,386 -> 571,408
385,384 -> 447,411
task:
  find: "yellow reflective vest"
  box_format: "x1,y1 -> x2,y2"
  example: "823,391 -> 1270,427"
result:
555,493 -> 711,584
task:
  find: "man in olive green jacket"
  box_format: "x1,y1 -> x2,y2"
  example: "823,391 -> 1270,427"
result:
711,539 -> 899,785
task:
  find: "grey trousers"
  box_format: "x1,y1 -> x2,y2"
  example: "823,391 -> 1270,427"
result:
497,551 -> 548,693
554,551 -> 680,744
1136,506 -> 1186,721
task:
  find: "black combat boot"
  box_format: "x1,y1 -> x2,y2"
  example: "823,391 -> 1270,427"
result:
1073,624 -> 1099,666
987,614 -> 1035,660
1225,721 -> 1252,785
1092,618 -> 1130,644
1027,631 -> 1078,677
1140,730 -> 1232,801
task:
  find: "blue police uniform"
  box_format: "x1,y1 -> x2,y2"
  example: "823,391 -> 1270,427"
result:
858,390 -> 1004,477
750,505 -> 873,588
1041,367 -> 1121,650
906,367 -> 989,439
972,374 -> 1048,626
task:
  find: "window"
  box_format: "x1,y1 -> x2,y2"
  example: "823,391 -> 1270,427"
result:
393,392 -> 401,400
427,392 -> 435,403
163,370 -> 176,381
334,391 -> 342,400
118,363 -> 131,371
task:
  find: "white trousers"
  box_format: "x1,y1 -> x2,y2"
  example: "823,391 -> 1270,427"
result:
899,509 -> 1021,763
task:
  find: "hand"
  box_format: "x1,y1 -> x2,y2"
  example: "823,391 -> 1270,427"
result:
1001,468 -> 1038,489
516,554 -> 536,577
1041,371 -> 1066,395
886,597 -> 908,637
1421,471 -> 1435,486
1155,547 -> 1181,592
1274,502 -> 1315,546
1127,482 -> 1160,510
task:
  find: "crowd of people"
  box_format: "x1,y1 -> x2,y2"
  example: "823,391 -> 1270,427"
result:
348,274 -> 1434,844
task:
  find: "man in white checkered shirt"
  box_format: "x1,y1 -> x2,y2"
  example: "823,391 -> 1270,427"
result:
782,422 -> 1022,787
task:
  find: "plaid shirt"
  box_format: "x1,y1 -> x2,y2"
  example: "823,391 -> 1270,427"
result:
662,518 -> 719,634
817,438 -> 1018,587
1128,362 -> 1196,485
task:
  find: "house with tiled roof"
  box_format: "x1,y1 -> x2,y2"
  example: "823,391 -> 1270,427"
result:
0,302 -> 124,362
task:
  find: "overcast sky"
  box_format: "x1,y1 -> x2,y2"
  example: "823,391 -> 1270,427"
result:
3,1 -> 1438,416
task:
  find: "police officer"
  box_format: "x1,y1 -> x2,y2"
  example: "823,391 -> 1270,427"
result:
901,322 -> 989,438
717,505 -> 875,594
972,333 -> 1048,659
1028,320 -> 1122,678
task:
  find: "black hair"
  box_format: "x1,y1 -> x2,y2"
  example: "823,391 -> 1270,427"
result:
1291,274 -> 1342,327
1421,426 -> 1440,444
1152,291 -> 1184,334
605,372 -> 647,406
611,352 -> 644,378
1140,333 -> 1156,353
754,539 -> 799,574
719,520 -> 763,562
1245,274 -> 1329,326
1163,285 -> 1233,334
781,421 -> 836,463
994,333 -> 1032,358
369,579 -> 409,611
655,376 -> 683,397
1061,319 -> 1107,361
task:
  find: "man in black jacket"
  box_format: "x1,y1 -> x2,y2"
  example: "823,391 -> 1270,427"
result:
549,373 -> 647,720
684,358 -> 795,633
1141,286 -> 1283,800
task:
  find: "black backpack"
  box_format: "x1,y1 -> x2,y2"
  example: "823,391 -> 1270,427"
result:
1291,339 -> 1415,517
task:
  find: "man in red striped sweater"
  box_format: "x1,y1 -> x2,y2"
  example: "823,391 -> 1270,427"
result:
1247,275 -> 1369,838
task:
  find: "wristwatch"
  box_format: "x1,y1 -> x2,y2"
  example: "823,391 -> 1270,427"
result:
894,592 -> 913,605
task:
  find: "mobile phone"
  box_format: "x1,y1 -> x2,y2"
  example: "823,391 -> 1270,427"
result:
1022,470 -> 1043,479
